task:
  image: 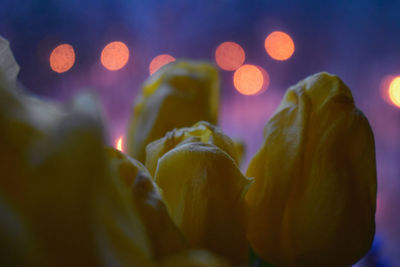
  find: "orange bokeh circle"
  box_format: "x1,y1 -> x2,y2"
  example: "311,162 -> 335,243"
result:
215,41 -> 245,71
101,41 -> 130,71
149,54 -> 176,75
264,31 -> 295,61
49,44 -> 75,73
233,64 -> 264,95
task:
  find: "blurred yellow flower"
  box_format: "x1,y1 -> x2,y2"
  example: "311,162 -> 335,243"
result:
0,76 -> 153,266
146,121 -> 252,264
246,72 -> 377,266
127,60 -> 219,162
107,147 -> 188,260
0,194 -> 46,266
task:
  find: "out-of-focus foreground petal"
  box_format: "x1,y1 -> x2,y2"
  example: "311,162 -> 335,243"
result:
107,147 -> 188,260
127,61 -> 219,162
146,122 -> 252,264
246,72 -> 377,266
0,76 -> 152,266
160,250 -> 231,267
0,194 -> 45,266
0,36 -> 19,86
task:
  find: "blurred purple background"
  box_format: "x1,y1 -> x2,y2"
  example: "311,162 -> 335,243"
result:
1,1 -> 399,266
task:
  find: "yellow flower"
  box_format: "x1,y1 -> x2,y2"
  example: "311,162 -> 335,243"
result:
0,75 -> 153,266
127,61 -> 219,162
246,72 -> 377,266
146,121 -> 252,264
107,147 -> 188,260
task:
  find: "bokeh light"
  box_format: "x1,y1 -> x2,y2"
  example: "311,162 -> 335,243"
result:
264,31 -> 295,61
49,44 -> 75,73
149,54 -> 176,75
388,76 -> 400,108
116,136 -> 123,151
101,41 -> 130,71
233,64 -> 264,95
215,41 -> 245,71
255,65 -> 270,95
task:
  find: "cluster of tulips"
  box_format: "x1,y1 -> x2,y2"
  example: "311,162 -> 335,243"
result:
0,36 -> 376,267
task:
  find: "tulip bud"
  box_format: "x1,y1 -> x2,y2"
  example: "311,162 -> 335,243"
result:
246,72 -> 377,266
145,121 -> 240,176
127,61 -> 219,162
146,122 -> 252,264
107,147 -> 188,260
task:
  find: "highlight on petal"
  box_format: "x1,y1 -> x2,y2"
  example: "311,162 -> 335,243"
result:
107,147 -> 188,260
127,60 -> 219,162
246,72 -> 377,266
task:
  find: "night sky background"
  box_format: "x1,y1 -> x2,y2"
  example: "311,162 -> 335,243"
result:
1,1 -> 399,266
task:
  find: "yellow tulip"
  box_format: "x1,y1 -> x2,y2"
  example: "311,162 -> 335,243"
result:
127,61 -> 219,162
246,72 -> 377,266
107,147 -> 188,260
0,75 -> 153,266
146,121 -> 252,264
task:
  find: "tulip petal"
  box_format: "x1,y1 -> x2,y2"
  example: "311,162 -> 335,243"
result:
232,138 -> 246,166
246,72 -> 377,266
107,147 -> 188,260
145,122 -> 250,263
145,121 -> 240,177
153,141 -> 252,264
127,61 -> 219,162
0,194 -> 46,266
